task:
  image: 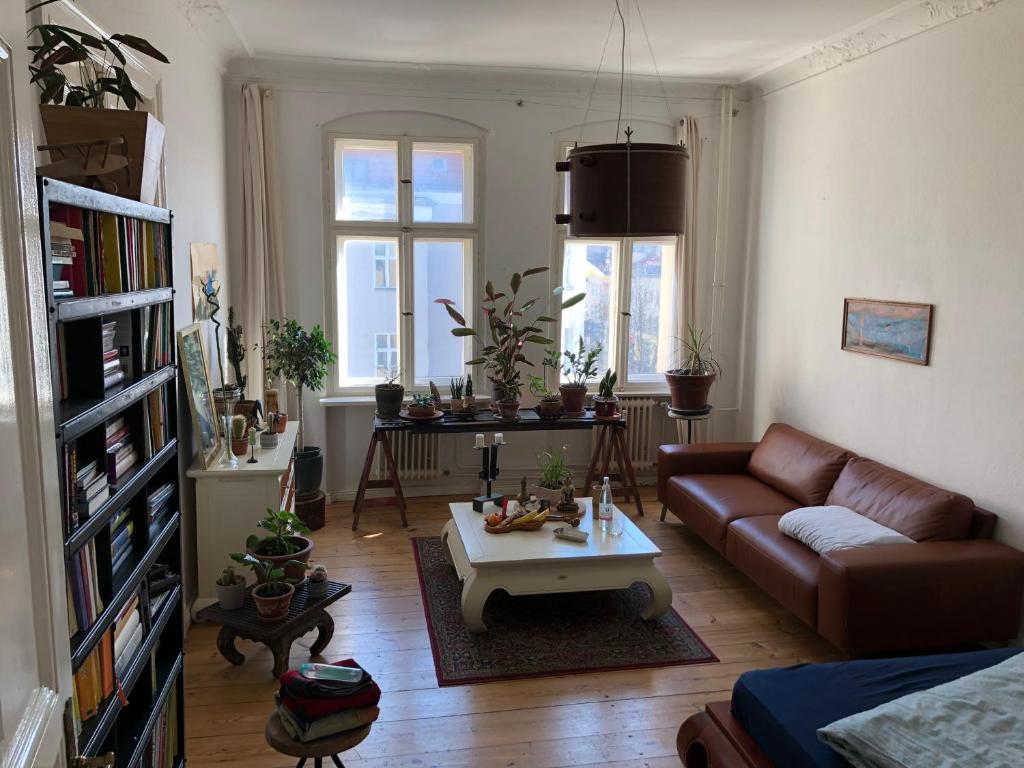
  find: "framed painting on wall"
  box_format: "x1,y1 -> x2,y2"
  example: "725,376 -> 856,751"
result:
842,299 -> 933,365
177,322 -> 221,467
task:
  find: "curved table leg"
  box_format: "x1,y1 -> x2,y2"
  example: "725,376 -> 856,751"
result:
309,610 -> 335,657
460,573 -> 495,633
637,565 -> 674,621
270,636 -> 293,678
216,626 -> 245,666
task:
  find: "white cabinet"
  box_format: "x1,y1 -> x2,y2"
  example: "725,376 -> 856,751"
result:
187,422 -> 298,616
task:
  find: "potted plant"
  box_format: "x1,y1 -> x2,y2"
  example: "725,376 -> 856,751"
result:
449,376 -> 465,413
230,414 -> 248,456
665,324 -> 722,412
463,373 -> 475,410
230,553 -> 305,622
27,2 -> 169,203
535,446 -> 571,497
554,338 -> 602,416
594,368 -> 619,419
214,565 -> 246,611
408,392 -> 436,418
374,368 -> 403,418
264,318 -> 337,496
436,268 -> 583,421
528,372 -> 562,418
308,564 -> 329,600
245,507 -> 314,584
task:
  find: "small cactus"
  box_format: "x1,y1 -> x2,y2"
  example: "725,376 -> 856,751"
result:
231,413 -> 247,439
310,564 -> 328,583
216,565 -> 241,586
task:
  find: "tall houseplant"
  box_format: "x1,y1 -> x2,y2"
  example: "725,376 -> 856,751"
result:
27,1 -> 169,202
264,318 -> 337,495
552,337 -> 602,415
665,324 -> 722,412
436,268 -> 583,419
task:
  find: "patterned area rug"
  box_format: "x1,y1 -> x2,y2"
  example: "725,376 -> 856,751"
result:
412,536 -> 718,686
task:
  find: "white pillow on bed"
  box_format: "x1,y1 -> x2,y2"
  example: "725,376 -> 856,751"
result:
778,505 -> 914,554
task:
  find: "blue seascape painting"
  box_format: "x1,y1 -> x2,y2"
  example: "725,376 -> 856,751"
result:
843,299 -> 932,364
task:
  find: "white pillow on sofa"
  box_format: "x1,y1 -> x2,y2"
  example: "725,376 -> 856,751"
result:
778,505 -> 914,554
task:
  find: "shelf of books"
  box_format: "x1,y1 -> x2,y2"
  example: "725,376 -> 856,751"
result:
39,177 -> 185,768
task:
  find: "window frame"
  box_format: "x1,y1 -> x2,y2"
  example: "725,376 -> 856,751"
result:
324,132 -> 482,396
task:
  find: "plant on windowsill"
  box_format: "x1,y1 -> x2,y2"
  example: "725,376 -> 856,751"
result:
214,565 -> 246,611
436,268 -> 583,420
449,376 -> 465,413
555,337 -> 602,416
230,553 -> 307,622
594,368 -> 620,419
374,368 -> 404,418
528,369 -> 562,419
264,318 -> 337,495
407,392 -> 437,419
665,324 -> 722,413
463,373 -> 475,410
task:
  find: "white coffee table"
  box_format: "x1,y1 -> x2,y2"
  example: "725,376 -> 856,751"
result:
440,499 -> 672,632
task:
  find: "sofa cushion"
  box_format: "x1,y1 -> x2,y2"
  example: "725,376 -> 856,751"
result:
825,458 -> 973,541
779,505 -> 915,554
727,515 -> 820,628
748,424 -> 854,507
667,474 -> 800,555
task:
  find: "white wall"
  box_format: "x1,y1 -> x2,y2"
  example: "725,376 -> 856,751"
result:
224,60 -> 754,500
746,3 -> 1024,552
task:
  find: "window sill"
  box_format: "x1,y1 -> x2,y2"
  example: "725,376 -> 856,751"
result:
320,395 -> 492,408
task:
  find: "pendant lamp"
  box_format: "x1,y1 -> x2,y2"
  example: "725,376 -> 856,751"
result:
555,1 -> 687,237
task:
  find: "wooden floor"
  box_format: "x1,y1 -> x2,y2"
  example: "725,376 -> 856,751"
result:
184,490 -> 838,767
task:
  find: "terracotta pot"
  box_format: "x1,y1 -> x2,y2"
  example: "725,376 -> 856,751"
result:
375,383 -> 405,417
536,399 -> 563,419
274,412 -> 288,433
231,437 -> 248,456
249,535 -> 314,584
559,384 -> 587,415
252,582 -> 295,622
665,371 -> 716,412
593,397 -> 619,420
407,404 -> 436,418
496,400 -> 520,419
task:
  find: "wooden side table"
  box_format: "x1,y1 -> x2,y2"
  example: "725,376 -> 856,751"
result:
196,580 -> 352,677
265,712 -> 370,768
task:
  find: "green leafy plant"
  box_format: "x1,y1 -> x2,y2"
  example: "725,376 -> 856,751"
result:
557,337 -> 602,388
597,369 -> 618,399
264,318 -> 337,451
410,392 -> 434,408
668,324 -> 723,377
230,553 -> 306,596
537,446 -> 572,489
435,268 -> 583,403
245,507 -> 311,558
27,1 -> 169,109
449,376 -> 465,400
226,306 -> 247,393
527,373 -> 559,402
215,565 -> 243,587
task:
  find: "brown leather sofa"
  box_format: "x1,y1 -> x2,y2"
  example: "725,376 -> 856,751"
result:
658,423 -> 1024,656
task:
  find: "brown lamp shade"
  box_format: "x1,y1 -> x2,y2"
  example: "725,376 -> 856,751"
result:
555,142 -> 687,237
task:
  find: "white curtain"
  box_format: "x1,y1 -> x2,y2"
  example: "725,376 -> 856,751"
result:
676,115 -> 701,350
240,83 -> 286,407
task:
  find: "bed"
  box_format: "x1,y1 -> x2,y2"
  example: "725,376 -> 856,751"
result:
678,647 -> 1022,768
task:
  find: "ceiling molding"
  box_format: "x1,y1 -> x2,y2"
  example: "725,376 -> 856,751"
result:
746,0 -> 1017,94
174,0 -> 252,66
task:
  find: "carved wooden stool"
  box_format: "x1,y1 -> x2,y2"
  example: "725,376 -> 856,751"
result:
265,712 -> 370,768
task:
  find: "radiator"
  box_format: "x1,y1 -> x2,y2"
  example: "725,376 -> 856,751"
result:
593,396 -> 657,470
376,431 -> 442,480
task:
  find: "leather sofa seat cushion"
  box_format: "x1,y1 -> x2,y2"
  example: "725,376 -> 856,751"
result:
727,516 -> 820,628
667,474 -> 800,555
747,423 -> 854,507
826,457 -> 974,541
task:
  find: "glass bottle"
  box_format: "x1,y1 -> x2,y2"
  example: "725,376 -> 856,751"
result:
599,476 -> 613,532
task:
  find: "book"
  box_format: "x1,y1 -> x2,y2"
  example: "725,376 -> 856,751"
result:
103,370 -> 126,390
99,630 -> 114,699
112,543 -> 133,576
115,595 -> 140,639
107,447 -> 137,482
114,608 -> 141,648
53,279 -> 70,290
100,214 -> 122,293
114,621 -> 143,678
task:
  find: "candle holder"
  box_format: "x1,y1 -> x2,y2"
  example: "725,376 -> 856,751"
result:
473,434 -> 504,513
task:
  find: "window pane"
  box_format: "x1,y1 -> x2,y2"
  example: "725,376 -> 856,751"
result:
560,240 -> 615,381
334,138 -> 398,221
413,238 -> 469,383
337,237 -> 399,386
628,240 -> 678,381
412,142 -> 474,223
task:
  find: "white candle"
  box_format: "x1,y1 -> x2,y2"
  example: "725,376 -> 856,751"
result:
474,433 -> 485,449
494,432 -> 504,445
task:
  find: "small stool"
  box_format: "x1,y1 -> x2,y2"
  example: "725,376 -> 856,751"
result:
265,712 -> 370,768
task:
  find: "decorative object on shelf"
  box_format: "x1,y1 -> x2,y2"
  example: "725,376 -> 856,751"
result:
529,370 -> 563,419
594,368 -> 620,419
463,373 -> 475,410
245,507 -> 314,584
665,324 -> 721,413
374,369 -> 403,418
215,384 -> 240,469
266,388 -> 280,415
449,376 -> 465,413
28,3 -> 169,202
227,305 -> 248,396
260,427 -> 279,450
230,414 -> 248,456
536,445 -> 571,497
429,380 -> 443,410
472,433 -> 504,513
215,566 -> 246,611
554,339 -> 601,416
553,1 -> 686,237
307,564 -> 329,600
437,268 -> 583,421
842,298 -> 933,365
556,475 -> 580,514
247,426 -> 258,464
407,392 -> 437,419
264,318 -> 336,495
178,323 -> 221,469
230,552 -> 304,622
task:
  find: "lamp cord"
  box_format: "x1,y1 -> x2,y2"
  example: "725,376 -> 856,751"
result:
578,4 -> 618,147
614,0 -> 626,141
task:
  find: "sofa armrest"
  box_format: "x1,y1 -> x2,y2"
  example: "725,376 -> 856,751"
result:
818,540 -> 1024,655
657,443 -> 757,503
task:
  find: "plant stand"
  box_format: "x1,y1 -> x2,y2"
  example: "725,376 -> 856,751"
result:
583,422 -> 645,516
266,712 -> 371,768
296,491 -> 326,531
351,428 -> 408,531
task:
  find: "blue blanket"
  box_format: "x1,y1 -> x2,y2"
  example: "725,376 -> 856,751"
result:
731,648 -> 1022,768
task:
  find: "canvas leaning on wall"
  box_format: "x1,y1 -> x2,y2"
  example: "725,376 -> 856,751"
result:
842,299 -> 933,365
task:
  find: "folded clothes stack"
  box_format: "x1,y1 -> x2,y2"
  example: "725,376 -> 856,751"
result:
276,659 -> 381,743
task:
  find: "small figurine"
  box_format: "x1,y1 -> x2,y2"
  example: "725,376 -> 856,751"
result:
557,475 -> 578,513
247,425 -> 258,464
517,475 -> 530,506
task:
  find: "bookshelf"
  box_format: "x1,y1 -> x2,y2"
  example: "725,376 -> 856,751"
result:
39,177 -> 185,768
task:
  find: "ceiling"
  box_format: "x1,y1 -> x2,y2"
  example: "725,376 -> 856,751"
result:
220,0 -> 903,82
